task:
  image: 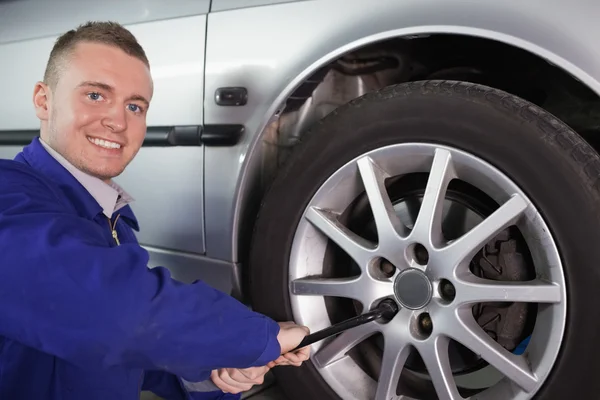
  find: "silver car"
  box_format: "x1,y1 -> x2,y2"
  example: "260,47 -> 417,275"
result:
1,1 -> 599,399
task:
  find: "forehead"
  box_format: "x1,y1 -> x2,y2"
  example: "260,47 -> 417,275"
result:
61,41 -> 153,99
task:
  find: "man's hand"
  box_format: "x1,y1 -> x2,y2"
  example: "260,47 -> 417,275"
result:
210,366 -> 270,394
267,321 -> 311,368
209,321 -> 311,394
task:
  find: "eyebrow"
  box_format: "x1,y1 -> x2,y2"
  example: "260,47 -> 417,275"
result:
128,94 -> 150,107
77,80 -> 150,107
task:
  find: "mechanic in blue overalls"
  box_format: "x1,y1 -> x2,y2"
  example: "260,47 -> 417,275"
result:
0,21 -> 310,400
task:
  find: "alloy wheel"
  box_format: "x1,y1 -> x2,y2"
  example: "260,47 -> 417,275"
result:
288,143 -> 566,400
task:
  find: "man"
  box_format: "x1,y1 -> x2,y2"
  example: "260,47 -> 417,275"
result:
0,21 -> 310,400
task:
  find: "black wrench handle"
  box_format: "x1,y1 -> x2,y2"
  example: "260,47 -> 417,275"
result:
292,308 -> 385,351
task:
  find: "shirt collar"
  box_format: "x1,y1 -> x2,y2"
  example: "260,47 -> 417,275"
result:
20,137 -> 139,231
38,138 -> 134,219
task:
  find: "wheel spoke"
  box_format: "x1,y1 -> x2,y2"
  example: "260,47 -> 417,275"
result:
306,206 -> 375,268
290,276 -> 361,299
410,149 -> 456,246
449,310 -> 538,392
416,336 -> 462,400
455,275 -> 561,305
290,276 -> 392,309
357,156 -> 408,243
375,337 -> 411,400
440,194 -> 528,270
313,321 -> 381,368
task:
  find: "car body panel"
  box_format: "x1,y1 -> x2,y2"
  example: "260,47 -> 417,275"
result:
202,0 -> 600,262
210,0 -> 305,13
0,0 -> 211,44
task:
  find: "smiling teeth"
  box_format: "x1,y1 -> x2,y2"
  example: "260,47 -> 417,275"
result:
88,137 -> 121,149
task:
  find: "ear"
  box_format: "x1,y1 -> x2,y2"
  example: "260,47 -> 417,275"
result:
33,81 -> 51,121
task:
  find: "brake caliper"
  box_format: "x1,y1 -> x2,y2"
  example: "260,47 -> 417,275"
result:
470,228 -> 535,352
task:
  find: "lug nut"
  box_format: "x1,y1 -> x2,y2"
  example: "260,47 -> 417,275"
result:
439,279 -> 456,302
418,313 -> 433,336
379,259 -> 396,278
413,243 -> 429,265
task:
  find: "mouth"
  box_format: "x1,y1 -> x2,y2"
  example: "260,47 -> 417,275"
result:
87,136 -> 123,150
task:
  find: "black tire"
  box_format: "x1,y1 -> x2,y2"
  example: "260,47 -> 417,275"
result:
248,80 -> 600,400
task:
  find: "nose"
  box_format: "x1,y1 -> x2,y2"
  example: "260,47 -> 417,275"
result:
102,105 -> 127,132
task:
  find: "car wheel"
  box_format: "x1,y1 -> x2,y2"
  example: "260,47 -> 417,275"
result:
248,80 -> 600,400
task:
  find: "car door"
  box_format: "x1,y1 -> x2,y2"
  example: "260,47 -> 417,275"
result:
0,0 -> 233,290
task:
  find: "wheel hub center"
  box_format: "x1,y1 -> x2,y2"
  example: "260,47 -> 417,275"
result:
393,268 -> 432,310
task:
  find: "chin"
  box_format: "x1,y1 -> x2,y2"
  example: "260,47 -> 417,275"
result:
86,166 -> 125,181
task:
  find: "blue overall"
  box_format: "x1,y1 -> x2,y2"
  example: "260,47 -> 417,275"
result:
0,138 -> 281,399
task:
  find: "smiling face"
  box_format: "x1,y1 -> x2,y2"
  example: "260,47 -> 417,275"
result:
33,41 -> 153,182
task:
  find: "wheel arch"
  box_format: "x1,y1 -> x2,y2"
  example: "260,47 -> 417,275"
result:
263,25 -> 600,110
232,24 -> 600,277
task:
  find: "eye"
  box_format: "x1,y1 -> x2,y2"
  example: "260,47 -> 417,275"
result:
127,104 -> 144,113
87,92 -> 103,101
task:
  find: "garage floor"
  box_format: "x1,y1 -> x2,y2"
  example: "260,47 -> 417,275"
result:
140,371 -> 286,399
140,386 -> 285,400
243,385 -> 286,400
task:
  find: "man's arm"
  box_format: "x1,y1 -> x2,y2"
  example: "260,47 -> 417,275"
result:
143,323 -> 312,399
0,170 -> 281,382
